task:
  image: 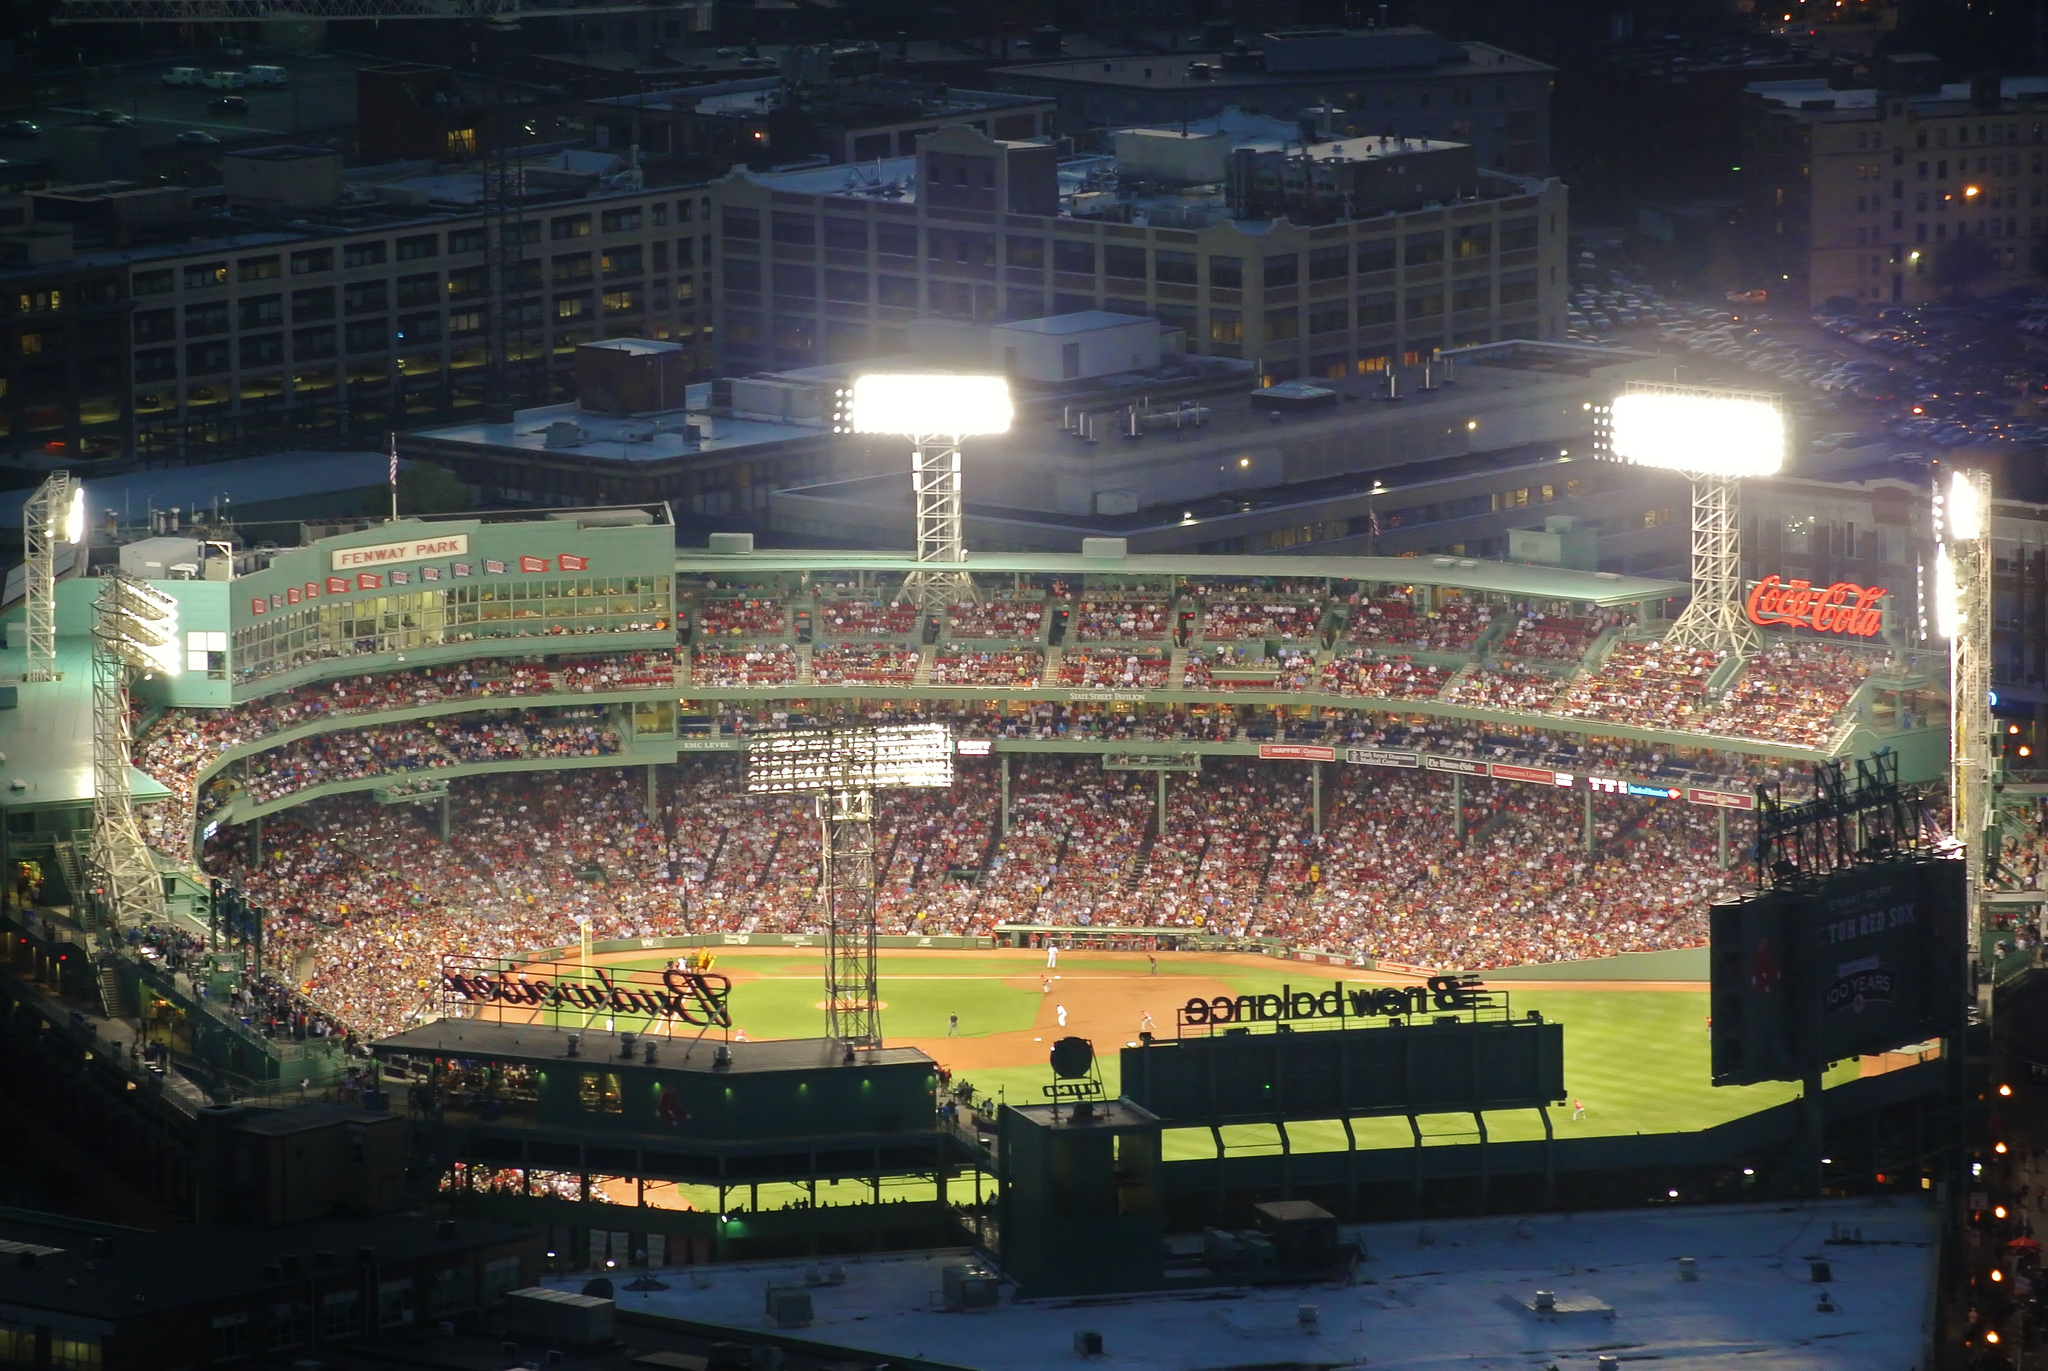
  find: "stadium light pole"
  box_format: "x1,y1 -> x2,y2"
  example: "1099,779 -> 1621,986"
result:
836,374 -> 1013,611
1935,467 -> 1993,999
89,570 -> 178,935
21,471 -> 85,683
746,724 -> 953,1049
1605,383 -> 1786,658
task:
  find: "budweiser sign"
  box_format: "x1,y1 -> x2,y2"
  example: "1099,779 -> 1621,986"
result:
1744,576 -> 1887,637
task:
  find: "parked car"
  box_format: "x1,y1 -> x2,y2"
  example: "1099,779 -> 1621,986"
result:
200,70 -> 246,90
0,119 -> 38,137
161,66 -> 203,86
246,64 -> 288,87
206,95 -> 249,114
174,129 -> 220,146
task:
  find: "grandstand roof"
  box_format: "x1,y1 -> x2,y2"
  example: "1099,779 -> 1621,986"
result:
674,546 -> 1687,608
0,640 -> 171,814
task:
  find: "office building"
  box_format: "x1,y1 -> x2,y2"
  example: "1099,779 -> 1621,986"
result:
0,148 -> 720,471
1741,62 -> 2048,308
991,27 -> 1554,175
706,122 -> 1568,384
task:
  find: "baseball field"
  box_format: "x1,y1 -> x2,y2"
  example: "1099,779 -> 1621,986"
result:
515,944 -> 1865,1157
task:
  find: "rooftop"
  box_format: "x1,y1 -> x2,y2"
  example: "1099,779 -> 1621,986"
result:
993,38 -> 1550,90
672,545 -> 1685,607
375,1020 -> 936,1076
1749,73 -> 2048,113
548,1196 -> 1934,1371
0,1210 -> 529,1322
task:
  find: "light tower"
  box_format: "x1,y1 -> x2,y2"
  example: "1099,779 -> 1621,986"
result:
89,571 -> 179,930
836,373 -> 1013,610
746,725 -> 953,1047
1606,382 -> 1787,658
1935,467 -> 1994,982
21,472 -> 85,682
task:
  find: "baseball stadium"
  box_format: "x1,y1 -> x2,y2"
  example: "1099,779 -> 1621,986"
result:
0,451 -> 1973,1291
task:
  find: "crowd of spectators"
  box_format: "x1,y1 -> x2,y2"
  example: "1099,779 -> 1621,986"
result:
1196,601 -> 1325,643
1500,607 -> 1625,664
811,644 -> 920,686
1057,648 -> 1171,689
1441,661 -> 1565,712
1320,649 -> 1454,700
946,598 -> 1045,640
237,713 -> 621,805
212,758 -> 1758,1042
817,599 -> 919,638
692,597 -> 787,638
1346,594 -> 1495,652
930,648 -> 1043,688
1552,640 -> 1726,730
1694,641 -> 1883,749
1073,600 -> 1171,641
1181,646 -> 1316,692
691,645 -> 798,688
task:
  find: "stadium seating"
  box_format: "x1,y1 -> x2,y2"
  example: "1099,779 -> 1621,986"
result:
945,598 -> 1045,640
930,649 -> 1043,688
1320,649 -> 1453,700
212,759 -> 1749,1040
1693,640 -> 1880,749
817,599 -> 920,638
811,644 -> 920,686
1551,640 -> 1725,729
1072,600 -> 1171,641
1057,648 -> 1170,689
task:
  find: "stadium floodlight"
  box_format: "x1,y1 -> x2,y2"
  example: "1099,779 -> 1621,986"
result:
746,723 -> 955,1049
1608,389 -> 1785,478
1605,381 -> 1783,658
747,724 -> 953,796
839,373 -> 1013,437
88,569 -> 174,933
833,373 -> 1013,610
1944,467 -> 1987,542
20,471 -> 80,682
1933,549 -> 1962,642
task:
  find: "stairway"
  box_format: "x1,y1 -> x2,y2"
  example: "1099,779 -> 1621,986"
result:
676,650 -> 693,688
1042,645 -> 1063,684
52,834 -> 90,908
913,645 -> 936,686
1167,646 -> 1189,687
796,644 -> 815,685
95,958 -> 131,1021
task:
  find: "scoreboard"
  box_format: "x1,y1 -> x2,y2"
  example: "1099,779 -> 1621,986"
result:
1709,855 -> 1967,1087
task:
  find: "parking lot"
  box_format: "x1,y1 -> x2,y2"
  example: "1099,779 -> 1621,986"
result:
0,50 -> 365,170
1569,258 -> 2048,481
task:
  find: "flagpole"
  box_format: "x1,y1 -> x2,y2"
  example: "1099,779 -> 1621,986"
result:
388,430 -> 399,523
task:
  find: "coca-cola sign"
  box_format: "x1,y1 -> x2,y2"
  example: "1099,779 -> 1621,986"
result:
1744,576 -> 1887,637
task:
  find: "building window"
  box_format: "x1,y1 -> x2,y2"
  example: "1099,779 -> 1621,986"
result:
396,234 -> 438,261
237,254 -> 282,282
290,247 -> 333,275
553,214 -> 594,240
343,319 -> 389,352
1209,255 -> 1244,289
210,1313 -> 250,1360
1404,233 -> 1444,266
1308,245 -> 1350,281
601,245 -> 643,277
578,1072 -> 623,1112
1209,309 -> 1242,344
823,217 -> 868,251
556,295 -> 590,321
1155,249 -> 1197,284
342,241 -> 386,269
133,268 -> 173,295
183,262 -> 227,290
1264,307 -> 1299,340
602,288 -> 640,314
320,1291 -> 363,1339
1308,300 -> 1349,333
1006,233 -> 1045,268
769,212 -> 813,246
1052,238 -> 1096,274
1103,245 -> 1146,280
1356,240 -> 1396,273
378,1278 -> 416,1328
1263,253 -> 1299,288
1358,291 -> 1396,326
186,340 -> 230,373
268,1300 -> 311,1350
720,207 -> 759,242
876,222 -> 916,258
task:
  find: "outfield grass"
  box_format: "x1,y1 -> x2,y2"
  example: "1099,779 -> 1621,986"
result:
563,949 -> 1856,1155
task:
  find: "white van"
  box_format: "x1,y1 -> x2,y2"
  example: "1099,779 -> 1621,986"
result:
200,70 -> 246,90
160,66 -> 202,86
246,65 -> 289,87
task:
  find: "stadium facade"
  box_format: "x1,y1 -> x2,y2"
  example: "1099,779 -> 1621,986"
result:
0,505 -> 1967,1320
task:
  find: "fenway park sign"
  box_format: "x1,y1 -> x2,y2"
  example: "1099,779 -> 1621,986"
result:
1745,576 -> 1887,638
